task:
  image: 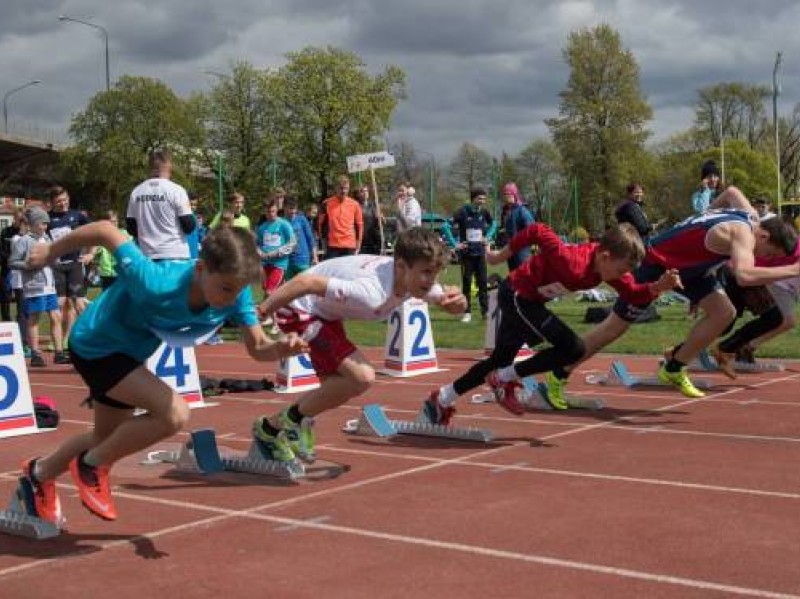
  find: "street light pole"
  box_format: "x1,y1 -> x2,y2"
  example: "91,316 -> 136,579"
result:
773,51 -> 783,214
58,15 -> 110,91
3,80 -> 42,133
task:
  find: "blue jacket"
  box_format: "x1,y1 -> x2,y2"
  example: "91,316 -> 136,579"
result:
503,203 -> 534,263
288,213 -> 316,266
443,204 -> 497,257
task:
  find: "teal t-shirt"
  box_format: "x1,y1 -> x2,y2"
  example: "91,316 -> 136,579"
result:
69,241 -> 258,361
255,218 -> 295,270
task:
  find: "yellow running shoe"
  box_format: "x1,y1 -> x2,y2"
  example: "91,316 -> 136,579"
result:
658,365 -> 705,398
544,372 -> 569,410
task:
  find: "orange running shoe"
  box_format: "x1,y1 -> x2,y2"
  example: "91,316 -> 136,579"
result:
20,458 -> 63,525
69,455 -> 117,521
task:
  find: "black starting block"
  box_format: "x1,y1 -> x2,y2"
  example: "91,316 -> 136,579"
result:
343,403 -> 493,443
0,477 -> 62,539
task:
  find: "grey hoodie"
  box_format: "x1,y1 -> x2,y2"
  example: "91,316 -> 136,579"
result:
9,233 -> 56,298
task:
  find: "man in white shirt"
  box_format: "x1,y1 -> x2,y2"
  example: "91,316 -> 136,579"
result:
395,183 -> 422,234
126,149 -> 195,260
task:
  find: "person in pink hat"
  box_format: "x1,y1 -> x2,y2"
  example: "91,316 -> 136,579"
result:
500,182 -> 534,271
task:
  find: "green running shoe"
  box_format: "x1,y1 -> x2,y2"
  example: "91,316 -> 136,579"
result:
252,417 -> 297,462
657,365 -> 705,398
277,408 -> 316,463
544,372 -> 569,410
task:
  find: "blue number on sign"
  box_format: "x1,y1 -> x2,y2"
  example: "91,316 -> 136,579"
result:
409,310 -> 430,357
155,346 -> 189,388
387,311 -> 401,357
298,354 -> 314,370
0,343 -> 19,411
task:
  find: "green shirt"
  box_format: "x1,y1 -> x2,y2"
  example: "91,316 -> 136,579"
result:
96,227 -> 131,277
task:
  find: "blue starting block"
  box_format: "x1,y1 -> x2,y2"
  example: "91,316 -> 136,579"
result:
690,350 -> 784,374
585,359 -> 712,390
0,477 -> 62,539
141,428 -> 304,480
343,403 -> 493,442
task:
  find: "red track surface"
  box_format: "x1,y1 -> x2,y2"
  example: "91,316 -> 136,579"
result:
2,345 -> 800,598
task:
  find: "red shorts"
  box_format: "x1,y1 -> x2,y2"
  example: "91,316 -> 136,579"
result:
276,308 -> 357,376
262,265 -> 285,294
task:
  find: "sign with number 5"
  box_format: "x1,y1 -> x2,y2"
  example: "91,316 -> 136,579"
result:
0,323 -> 41,439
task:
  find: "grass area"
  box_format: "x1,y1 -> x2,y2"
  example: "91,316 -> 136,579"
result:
343,264 -> 800,359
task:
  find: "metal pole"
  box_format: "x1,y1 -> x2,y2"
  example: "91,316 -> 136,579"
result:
773,52 -> 784,214
217,153 -> 224,215
3,80 -> 42,133
58,16 -> 111,91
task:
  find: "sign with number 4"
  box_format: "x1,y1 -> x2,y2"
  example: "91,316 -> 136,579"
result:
146,343 -> 216,409
380,299 -> 444,377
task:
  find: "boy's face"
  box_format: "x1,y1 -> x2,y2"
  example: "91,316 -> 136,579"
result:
396,258 -> 442,298
264,205 -> 278,221
199,269 -> 248,309
286,206 -> 297,218
595,251 -> 635,281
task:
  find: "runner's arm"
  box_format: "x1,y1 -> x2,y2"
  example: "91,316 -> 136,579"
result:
28,221 -> 128,268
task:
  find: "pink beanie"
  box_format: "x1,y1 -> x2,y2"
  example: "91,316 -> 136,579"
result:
503,182 -> 521,204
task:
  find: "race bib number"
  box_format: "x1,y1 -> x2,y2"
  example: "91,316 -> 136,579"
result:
264,232 -> 282,247
49,226 -> 71,242
537,282 -> 570,299
466,228 -> 483,243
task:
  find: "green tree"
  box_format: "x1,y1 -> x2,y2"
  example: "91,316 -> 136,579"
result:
270,46 -> 406,201
447,142 -> 493,199
63,75 -> 205,212
204,61 -> 278,207
546,24 -> 652,231
513,139 -> 565,221
693,83 -> 770,148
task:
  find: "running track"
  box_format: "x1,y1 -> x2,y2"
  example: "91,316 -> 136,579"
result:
1,345 -> 800,598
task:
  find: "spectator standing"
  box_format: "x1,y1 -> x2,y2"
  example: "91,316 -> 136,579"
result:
126,149 -> 195,260
255,199 -> 296,334
94,210 -> 131,290
615,182 -> 656,241
318,176 -> 363,258
395,183 -> 422,235
500,182 -> 534,271
443,188 -> 496,322
7,211 -> 30,356
0,208 -> 24,322
47,185 -> 92,346
691,160 -> 722,214
210,192 -> 251,230
186,191 -> 204,259
753,197 -> 778,221
356,184 -> 384,254
284,198 -> 318,279
10,207 -> 68,366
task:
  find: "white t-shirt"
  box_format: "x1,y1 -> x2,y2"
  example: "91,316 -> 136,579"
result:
127,178 -> 193,259
287,255 -> 442,321
396,197 -> 422,233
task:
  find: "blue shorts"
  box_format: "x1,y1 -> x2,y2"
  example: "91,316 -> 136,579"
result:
23,294 -> 59,318
613,262 -> 721,323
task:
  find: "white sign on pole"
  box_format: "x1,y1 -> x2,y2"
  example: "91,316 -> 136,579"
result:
346,151 -> 396,174
380,299 -> 445,377
0,322 -> 41,439
146,343 -> 216,409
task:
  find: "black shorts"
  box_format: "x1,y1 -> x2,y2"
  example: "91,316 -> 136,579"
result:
613,262 -> 721,322
69,349 -> 142,409
53,262 -> 86,298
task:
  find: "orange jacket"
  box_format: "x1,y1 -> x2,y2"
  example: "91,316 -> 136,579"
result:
319,195 -> 363,249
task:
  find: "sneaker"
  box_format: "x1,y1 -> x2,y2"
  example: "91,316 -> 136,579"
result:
711,345 -> 737,380
251,416 -> 296,462
29,351 -> 46,368
276,409 -> 316,463
69,455 -> 117,521
54,350 -> 72,365
460,312 -> 472,323
657,365 -> 706,398
543,372 -> 569,410
20,458 -> 62,525
417,390 -> 456,426
486,371 -> 526,416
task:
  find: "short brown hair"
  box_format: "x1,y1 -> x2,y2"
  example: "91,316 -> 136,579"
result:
200,226 -> 262,283
598,223 -> 645,266
760,217 -> 798,256
47,185 -> 67,201
149,148 -> 171,170
394,226 -> 448,270
227,191 -> 244,205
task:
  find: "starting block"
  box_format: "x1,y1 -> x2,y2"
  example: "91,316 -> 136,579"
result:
141,428 -> 304,480
690,350 -> 784,374
0,477 -> 62,539
585,360 -> 712,390
343,403 -> 493,443
470,376 -> 604,411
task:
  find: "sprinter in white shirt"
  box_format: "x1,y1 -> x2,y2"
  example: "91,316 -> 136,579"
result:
251,227 -> 467,463
126,149 -> 195,260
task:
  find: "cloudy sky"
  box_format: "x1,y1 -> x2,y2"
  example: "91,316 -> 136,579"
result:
2,0 -> 799,161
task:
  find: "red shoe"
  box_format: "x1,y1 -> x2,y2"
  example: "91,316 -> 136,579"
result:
418,391 -> 455,426
486,371 -> 526,416
20,458 -> 62,525
69,455 -> 117,521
